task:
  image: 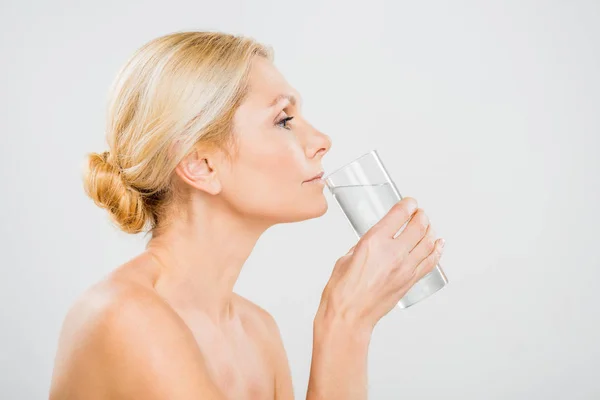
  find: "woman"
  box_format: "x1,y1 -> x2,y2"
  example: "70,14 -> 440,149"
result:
49,31 -> 445,399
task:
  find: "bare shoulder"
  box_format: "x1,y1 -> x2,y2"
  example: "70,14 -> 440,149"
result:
50,278 -> 224,399
235,294 -> 280,333
234,295 -> 295,400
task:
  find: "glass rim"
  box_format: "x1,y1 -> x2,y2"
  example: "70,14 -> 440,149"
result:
324,149 -> 379,181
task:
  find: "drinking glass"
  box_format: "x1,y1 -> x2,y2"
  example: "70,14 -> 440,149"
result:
324,150 -> 448,308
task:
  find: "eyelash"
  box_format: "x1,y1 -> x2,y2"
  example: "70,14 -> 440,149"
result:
276,116 -> 294,130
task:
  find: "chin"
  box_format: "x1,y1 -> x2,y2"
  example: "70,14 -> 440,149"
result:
278,198 -> 329,224
316,199 -> 329,217
301,197 -> 329,221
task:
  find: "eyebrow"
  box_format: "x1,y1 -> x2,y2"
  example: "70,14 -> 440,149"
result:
269,93 -> 302,108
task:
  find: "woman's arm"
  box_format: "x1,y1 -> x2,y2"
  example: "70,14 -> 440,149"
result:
261,299 -> 372,400
306,303 -> 372,400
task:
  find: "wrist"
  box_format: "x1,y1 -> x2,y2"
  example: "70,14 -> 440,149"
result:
313,302 -> 373,347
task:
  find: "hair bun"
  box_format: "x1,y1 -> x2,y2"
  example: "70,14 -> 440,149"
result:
83,151 -> 149,234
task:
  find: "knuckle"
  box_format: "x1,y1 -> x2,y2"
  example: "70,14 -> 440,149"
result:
358,235 -> 380,253
392,197 -> 418,217
381,199 -> 415,230
389,253 -> 406,272
393,265 -> 413,286
355,238 -> 369,253
388,202 -> 405,219
402,197 -> 418,211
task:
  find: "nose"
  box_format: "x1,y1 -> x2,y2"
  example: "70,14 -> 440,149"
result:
305,126 -> 332,160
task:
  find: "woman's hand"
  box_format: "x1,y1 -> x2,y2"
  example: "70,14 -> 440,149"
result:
308,197 -> 444,399
318,197 -> 445,332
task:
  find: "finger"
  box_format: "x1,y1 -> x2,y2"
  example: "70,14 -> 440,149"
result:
394,208 -> 430,255
409,238 -> 445,284
369,197 -> 418,240
404,224 -> 436,265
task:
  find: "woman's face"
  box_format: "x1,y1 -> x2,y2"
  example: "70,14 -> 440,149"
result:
218,56 -> 332,225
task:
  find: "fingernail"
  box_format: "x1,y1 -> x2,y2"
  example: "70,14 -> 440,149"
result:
439,238 -> 445,249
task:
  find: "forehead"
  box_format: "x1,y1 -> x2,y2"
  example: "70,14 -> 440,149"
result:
244,57 -> 298,106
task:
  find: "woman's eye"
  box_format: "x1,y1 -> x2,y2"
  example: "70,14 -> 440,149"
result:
276,116 -> 294,130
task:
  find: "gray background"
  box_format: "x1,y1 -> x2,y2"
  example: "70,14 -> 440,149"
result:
1,0 -> 599,399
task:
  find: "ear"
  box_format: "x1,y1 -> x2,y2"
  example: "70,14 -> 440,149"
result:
174,147 -> 222,195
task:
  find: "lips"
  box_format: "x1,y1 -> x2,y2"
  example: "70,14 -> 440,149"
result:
304,171 -> 324,183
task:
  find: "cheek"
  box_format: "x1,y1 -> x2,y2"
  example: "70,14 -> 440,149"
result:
267,151 -> 302,184
223,143 -> 304,211
246,141 -> 303,187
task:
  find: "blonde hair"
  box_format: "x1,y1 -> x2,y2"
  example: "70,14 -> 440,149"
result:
83,31 -> 273,235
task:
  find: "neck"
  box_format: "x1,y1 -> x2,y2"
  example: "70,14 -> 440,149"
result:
145,197 -> 270,326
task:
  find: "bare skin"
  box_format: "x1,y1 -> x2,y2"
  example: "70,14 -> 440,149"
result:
50,252 -> 292,399
50,55 -> 445,399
